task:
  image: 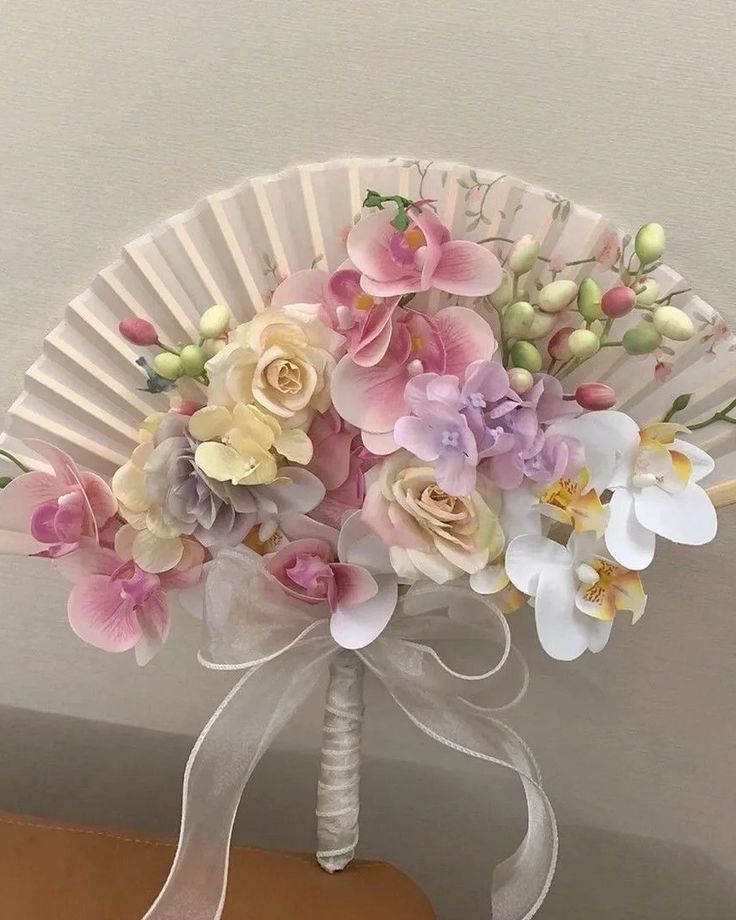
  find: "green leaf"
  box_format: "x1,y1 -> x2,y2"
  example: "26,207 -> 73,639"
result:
552,203 -> 561,219
469,169 -> 478,184
458,179 -> 471,189
0,476 -> 12,489
467,216 -> 481,232
465,209 -> 477,217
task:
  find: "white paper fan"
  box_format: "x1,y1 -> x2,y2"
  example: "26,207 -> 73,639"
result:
3,156 -> 735,507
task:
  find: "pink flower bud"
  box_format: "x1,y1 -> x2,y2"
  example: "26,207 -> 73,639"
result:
547,326 -> 575,360
575,383 -> 616,411
601,285 -> 635,318
119,317 -> 159,346
173,400 -> 202,416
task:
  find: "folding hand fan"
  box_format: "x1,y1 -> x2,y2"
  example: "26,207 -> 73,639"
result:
1,157 -> 733,920
3,156 -> 734,504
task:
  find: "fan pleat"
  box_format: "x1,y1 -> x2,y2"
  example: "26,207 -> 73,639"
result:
1,158 -> 732,505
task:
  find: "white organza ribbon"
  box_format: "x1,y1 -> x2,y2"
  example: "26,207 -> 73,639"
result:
142,549 -> 557,920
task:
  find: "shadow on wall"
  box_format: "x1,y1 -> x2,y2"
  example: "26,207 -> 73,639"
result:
1,705 -> 734,920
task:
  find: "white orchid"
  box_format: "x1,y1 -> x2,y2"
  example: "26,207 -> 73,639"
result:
506,531 -> 646,661
548,411 -> 717,571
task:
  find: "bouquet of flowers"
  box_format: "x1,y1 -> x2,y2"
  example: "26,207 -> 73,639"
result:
1,166 -> 731,919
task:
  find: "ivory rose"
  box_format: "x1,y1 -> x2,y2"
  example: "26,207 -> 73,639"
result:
362,451 -> 505,586
205,304 -> 344,428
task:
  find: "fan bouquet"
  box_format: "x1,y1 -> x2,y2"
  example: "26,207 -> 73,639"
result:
1,158 -> 733,920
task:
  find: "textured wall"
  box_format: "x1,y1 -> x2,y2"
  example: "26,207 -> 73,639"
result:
1,2 -> 735,917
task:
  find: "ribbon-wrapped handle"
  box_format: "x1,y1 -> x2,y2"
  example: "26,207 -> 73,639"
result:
316,652 -> 364,872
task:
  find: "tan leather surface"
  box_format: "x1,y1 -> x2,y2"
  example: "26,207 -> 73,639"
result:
0,812 -> 436,919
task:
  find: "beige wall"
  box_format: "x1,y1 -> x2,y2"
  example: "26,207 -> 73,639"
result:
1,2 -> 735,917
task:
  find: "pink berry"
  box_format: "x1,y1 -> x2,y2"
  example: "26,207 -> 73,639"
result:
119,317 -> 159,346
601,285 -> 635,318
575,383 -> 616,411
547,326 -> 575,360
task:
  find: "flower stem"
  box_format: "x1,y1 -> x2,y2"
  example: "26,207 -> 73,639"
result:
0,448 -> 30,474
688,395 -> 736,430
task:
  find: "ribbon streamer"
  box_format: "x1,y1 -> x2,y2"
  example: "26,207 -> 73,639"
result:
142,549 -> 557,920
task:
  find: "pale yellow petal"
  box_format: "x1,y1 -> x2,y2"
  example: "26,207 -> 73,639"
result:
195,441 -> 252,483
132,528 -> 184,574
111,461 -> 150,514
189,405 -> 233,441
274,428 -> 313,465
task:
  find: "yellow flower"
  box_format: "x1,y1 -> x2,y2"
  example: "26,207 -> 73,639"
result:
537,468 -> 607,537
111,442 -> 186,573
206,304 -> 343,428
188,403 -> 312,486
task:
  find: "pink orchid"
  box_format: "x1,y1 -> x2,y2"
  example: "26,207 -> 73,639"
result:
263,513 -> 398,649
306,409 -> 373,528
55,535 -> 204,664
331,306 -> 496,454
0,440 -> 117,557
265,537 -> 377,612
346,204 -> 502,298
271,265 -> 399,367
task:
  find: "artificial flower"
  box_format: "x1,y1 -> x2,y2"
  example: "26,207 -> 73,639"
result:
55,534 -> 204,665
112,442 -> 188,574
189,402 -> 312,486
347,204 -> 502,298
362,451 -> 505,588
305,409 -> 373,528
332,306 -> 495,453
0,440 -> 117,557
205,303 -> 343,428
272,266 -> 399,367
536,468 -> 607,538
505,532 -> 646,660
264,513 -> 398,649
547,412 -> 718,569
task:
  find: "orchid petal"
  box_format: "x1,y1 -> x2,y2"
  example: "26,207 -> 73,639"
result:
633,482 -> 717,546
432,240 -> 503,296
330,563 -> 378,607
331,354 -> 408,434
134,594 -> 170,666
347,210 -> 416,284
270,268 -> 331,311
535,566 -> 585,661
604,488 -> 656,570
505,534 -> 570,595
330,572 -> 397,649
671,439 -> 715,484
0,471 -> 54,554
434,307 -> 496,376
548,411 -> 639,494
67,575 -> 142,652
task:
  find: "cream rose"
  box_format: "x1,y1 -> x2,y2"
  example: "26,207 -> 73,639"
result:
205,304 -> 344,428
362,452 -> 505,586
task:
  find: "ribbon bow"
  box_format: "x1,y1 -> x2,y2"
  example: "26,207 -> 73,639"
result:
143,548 -> 557,920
